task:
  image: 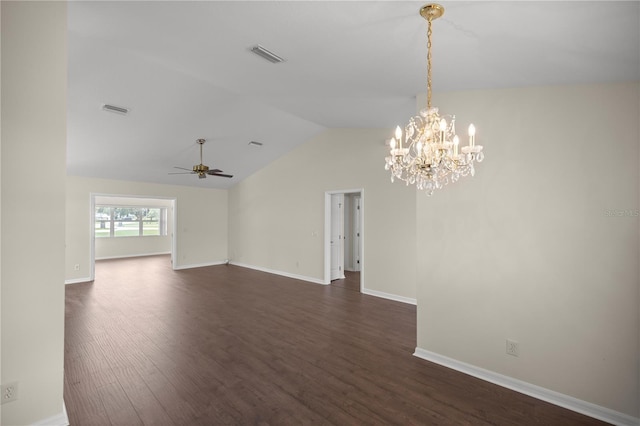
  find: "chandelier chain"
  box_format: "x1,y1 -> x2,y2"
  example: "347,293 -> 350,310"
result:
427,17 -> 433,110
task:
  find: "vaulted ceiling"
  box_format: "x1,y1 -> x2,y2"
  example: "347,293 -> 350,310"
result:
67,1 -> 640,189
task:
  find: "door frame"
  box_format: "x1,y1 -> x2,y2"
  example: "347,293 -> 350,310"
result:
351,194 -> 361,272
89,193 -> 178,281
329,193 -> 345,281
324,188 -> 364,291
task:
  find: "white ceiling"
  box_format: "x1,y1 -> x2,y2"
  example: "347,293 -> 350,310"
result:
67,1 -> 640,189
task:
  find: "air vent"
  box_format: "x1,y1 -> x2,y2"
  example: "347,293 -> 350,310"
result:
102,104 -> 129,115
248,141 -> 263,147
250,45 -> 285,64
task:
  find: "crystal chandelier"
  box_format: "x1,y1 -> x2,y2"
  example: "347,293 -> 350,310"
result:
385,4 -> 484,196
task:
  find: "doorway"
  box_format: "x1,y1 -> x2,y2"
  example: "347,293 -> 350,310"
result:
324,189 -> 363,291
90,194 -> 177,281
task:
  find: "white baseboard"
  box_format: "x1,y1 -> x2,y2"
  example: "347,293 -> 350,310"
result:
32,401 -> 69,426
362,288 -> 417,305
229,262 -> 326,285
230,262 -> 417,302
173,260 -> 228,270
64,277 -> 92,285
413,347 -> 639,426
95,251 -> 171,261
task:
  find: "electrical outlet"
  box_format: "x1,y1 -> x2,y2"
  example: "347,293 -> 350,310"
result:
506,339 -> 519,357
74,264 -> 80,271
1,382 -> 18,404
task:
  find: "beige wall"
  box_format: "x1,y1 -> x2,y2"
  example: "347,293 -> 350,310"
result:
416,82 -> 639,417
1,2 -> 67,424
66,176 -> 228,281
229,128 -> 416,301
96,235 -> 172,259
95,234 -> 172,260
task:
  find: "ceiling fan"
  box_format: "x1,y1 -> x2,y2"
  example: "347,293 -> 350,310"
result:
170,138 -> 233,179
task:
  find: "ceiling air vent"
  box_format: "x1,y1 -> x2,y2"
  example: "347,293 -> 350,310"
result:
250,45 -> 285,64
102,104 -> 129,115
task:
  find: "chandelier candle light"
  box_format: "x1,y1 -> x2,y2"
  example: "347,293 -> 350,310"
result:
385,4 -> 484,196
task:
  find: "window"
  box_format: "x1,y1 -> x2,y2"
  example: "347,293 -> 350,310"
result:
95,206 -> 167,238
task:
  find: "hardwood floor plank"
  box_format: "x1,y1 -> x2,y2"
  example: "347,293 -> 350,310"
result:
96,382 -> 143,426
138,366 -> 201,425
112,366 -> 174,426
64,255 -> 607,425
64,379 -> 112,425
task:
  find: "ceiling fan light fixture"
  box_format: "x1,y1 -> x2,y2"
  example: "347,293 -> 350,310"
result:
250,44 -> 285,63
101,104 -> 129,115
169,138 -> 233,180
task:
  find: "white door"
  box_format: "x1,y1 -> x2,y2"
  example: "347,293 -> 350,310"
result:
353,196 -> 361,272
330,193 -> 345,281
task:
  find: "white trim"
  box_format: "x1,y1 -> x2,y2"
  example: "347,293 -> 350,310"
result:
361,288 -> 417,305
328,193 -> 346,281
90,194 -> 96,281
413,347 -> 640,426
352,195 -> 362,273
173,260 -> 229,270
64,277 -> 92,285
171,199 -> 177,270
324,192 -> 331,284
359,190 -> 364,293
95,251 -> 171,261
230,262 -> 326,285
31,401 -> 69,426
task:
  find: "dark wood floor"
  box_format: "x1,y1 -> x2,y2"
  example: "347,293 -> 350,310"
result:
330,271 -> 360,293
64,255 -> 605,425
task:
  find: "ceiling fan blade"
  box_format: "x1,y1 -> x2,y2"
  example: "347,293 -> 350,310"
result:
168,172 -> 195,175
173,166 -> 193,171
209,172 -> 233,178
207,168 -> 223,173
